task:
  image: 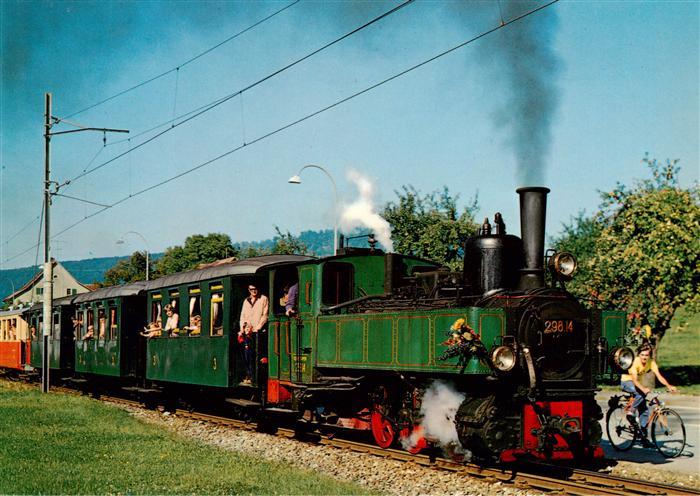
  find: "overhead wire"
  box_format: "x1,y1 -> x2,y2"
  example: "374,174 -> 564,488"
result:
4,0 -> 558,265
2,213 -> 41,248
62,0 -> 415,186
49,0 -> 558,242
62,0 -> 302,120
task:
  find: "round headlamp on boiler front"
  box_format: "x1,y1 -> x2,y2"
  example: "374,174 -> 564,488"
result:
491,345 -> 517,372
610,346 -> 634,371
548,251 -> 578,281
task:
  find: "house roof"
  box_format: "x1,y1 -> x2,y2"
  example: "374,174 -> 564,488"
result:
3,262 -> 56,303
3,260 -> 90,303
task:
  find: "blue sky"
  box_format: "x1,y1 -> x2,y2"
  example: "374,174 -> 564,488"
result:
1,0 -> 698,269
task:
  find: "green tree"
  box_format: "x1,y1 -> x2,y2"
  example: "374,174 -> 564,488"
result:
383,186 -> 479,270
103,251 -> 151,287
554,156 -> 699,343
238,227 -> 310,258
551,212 -> 603,300
270,226 -> 309,255
156,233 -> 238,275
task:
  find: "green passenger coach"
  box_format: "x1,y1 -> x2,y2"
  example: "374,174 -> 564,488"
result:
73,283 -> 147,380
143,255 -> 312,389
27,295 -> 75,374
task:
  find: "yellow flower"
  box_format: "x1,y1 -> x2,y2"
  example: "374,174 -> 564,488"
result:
642,325 -> 652,338
451,318 -> 466,331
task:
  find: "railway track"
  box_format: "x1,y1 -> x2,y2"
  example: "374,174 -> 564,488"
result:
87,391 -> 698,496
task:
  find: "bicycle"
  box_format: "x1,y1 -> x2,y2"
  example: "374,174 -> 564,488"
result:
606,391 -> 686,458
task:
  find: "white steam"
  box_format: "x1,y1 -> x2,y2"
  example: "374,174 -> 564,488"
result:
404,381 -> 470,459
340,169 -> 394,252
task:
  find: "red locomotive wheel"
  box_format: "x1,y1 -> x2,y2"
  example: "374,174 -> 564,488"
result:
399,425 -> 428,454
371,409 -> 396,448
371,385 -> 396,448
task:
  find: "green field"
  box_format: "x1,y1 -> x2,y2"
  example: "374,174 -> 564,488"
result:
0,381 -> 367,495
657,308 -> 700,368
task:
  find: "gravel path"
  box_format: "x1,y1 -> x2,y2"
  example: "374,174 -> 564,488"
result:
116,404 -> 699,495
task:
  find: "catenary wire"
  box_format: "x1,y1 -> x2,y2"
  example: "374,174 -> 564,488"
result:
63,0 -> 415,186
5,0 -> 557,265
62,0 -> 301,120
50,1 -> 558,242
2,213 -> 40,248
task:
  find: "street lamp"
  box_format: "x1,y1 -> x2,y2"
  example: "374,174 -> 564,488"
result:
117,231 -> 150,281
288,164 -> 339,255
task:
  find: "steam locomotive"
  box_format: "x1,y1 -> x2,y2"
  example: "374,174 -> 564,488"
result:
0,187 -> 632,465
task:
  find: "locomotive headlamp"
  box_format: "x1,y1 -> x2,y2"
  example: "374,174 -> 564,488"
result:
491,346 -> 516,372
611,346 -> 634,371
548,252 -> 578,281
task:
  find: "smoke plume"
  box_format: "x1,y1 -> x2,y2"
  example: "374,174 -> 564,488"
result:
480,0 -> 561,185
402,381 -> 470,459
340,169 -> 394,252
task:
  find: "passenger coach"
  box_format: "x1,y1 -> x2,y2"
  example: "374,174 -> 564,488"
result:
0,308 -> 30,371
27,295 -> 75,375
143,255 -> 313,393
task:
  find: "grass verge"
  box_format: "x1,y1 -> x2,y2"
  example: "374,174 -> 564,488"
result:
0,381 -> 369,495
657,308 -> 700,368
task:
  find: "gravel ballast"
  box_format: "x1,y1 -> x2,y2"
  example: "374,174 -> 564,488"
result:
118,404 -> 698,495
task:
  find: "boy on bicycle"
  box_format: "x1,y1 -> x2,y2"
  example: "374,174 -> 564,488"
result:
621,343 -> 677,445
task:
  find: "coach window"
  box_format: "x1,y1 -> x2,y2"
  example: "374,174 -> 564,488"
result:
97,308 -> 107,340
109,307 -> 118,340
150,297 -> 162,324
169,291 -> 179,312
85,309 -> 93,339
188,287 -> 201,336
52,312 -> 60,339
210,283 -> 224,336
0,320 -> 6,340
75,312 -> 84,340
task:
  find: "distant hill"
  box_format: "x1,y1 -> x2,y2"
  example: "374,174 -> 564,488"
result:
0,228 -> 375,301
236,229 -> 335,257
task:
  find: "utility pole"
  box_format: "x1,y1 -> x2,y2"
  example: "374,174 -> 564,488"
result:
42,93 -> 52,393
41,92 -> 128,393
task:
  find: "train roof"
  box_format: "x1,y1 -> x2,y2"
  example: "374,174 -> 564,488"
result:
143,254 -> 315,291
72,281 -> 148,303
0,307 -> 29,318
27,295 -> 76,312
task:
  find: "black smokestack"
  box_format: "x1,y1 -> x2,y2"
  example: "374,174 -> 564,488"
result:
516,187 -> 550,290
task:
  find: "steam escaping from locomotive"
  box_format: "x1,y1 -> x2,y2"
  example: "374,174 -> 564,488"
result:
403,381 -> 470,458
340,169 -> 394,251
479,0 -> 561,185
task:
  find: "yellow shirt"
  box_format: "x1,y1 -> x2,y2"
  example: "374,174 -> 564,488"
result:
621,356 -> 659,383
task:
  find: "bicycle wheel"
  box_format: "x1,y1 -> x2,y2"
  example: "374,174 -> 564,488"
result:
606,405 -> 636,451
652,408 -> 686,458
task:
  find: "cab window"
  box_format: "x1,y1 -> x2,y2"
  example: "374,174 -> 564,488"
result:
273,267 -> 298,316
322,262 -> 354,306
